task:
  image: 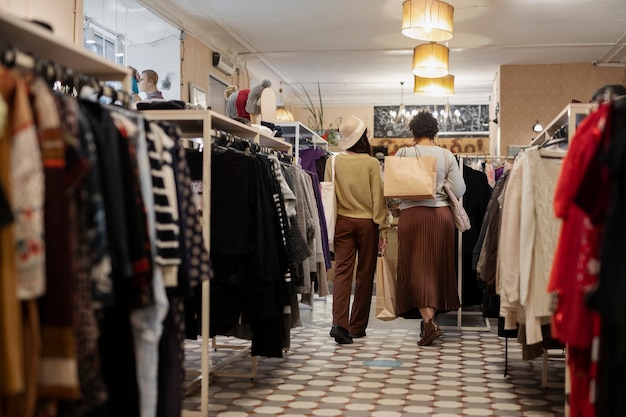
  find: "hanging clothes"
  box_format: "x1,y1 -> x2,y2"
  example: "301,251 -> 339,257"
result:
209,146 -> 289,358
460,164 -> 492,307
587,97 -> 626,417
473,170 -> 510,318
498,147 -> 563,344
549,102 -> 610,417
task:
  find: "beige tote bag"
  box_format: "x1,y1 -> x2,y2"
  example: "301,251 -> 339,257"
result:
375,253 -> 397,321
383,146 -> 437,200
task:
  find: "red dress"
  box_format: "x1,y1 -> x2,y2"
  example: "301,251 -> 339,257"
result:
549,103 -> 610,417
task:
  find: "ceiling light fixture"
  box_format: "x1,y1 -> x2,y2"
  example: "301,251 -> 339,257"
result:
532,120 -> 543,132
276,81 -> 295,122
390,81 -> 411,124
412,42 -> 449,78
398,81 -> 407,121
401,0 -> 454,42
413,74 -> 454,96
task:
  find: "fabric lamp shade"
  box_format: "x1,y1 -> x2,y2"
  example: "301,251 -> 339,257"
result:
402,0 -> 454,42
413,74 -> 454,96
276,82 -> 294,122
412,42 -> 449,78
276,106 -> 295,122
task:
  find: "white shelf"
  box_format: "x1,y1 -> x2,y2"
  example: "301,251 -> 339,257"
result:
276,121 -> 328,164
211,112 -> 292,152
0,12 -> 131,91
531,103 -> 597,146
141,110 -> 291,152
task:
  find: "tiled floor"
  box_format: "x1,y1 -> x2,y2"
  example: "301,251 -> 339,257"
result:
182,297 -> 566,417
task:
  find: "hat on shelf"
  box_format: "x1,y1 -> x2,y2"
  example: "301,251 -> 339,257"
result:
235,89 -> 251,120
224,85 -> 239,118
245,79 -> 271,115
339,115 -> 366,150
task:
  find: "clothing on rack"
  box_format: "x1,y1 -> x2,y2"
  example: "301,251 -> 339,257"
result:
548,102 -> 609,417
0,63 -> 210,417
283,164 -> 330,303
209,139 -> 292,357
459,164 -> 492,306
299,147 -> 327,181
474,170 -> 511,317
549,98 -> 626,417
498,146 -> 563,344
472,148 -> 564,362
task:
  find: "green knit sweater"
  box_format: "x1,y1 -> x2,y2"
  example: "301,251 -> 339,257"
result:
324,152 -> 389,237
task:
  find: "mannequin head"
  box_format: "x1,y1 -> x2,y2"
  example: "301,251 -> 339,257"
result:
139,69 -> 159,94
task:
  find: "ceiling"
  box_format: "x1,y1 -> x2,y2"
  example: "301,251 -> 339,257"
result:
95,0 -> 626,107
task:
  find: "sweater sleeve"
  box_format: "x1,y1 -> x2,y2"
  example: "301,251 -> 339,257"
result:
445,151 -> 466,198
370,161 -> 389,237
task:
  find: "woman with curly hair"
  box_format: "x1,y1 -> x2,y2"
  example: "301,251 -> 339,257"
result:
394,111 -> 466,346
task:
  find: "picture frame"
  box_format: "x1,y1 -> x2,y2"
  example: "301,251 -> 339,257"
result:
189,82 -> 207,109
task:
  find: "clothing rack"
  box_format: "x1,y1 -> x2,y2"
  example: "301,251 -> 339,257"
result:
440,155 -> 491,332
140,109 -> 291,417
212,129 -> 294,163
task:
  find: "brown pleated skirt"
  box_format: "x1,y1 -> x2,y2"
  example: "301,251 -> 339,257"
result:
395,206 -> 461,319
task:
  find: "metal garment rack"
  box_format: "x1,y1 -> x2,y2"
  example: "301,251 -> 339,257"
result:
140,110 -> 291,417
439,156 -> 491,332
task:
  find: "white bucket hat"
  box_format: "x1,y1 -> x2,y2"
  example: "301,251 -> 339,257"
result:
338,115 -> 366,150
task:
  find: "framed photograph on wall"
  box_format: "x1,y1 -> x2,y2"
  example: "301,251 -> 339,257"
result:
189,82 -> 207,109
208,75 -> 228,115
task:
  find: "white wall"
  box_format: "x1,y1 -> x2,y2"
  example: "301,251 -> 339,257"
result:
127,37 -> 181,100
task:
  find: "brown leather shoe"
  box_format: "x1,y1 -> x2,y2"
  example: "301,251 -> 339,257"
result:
417,319 -> 443,346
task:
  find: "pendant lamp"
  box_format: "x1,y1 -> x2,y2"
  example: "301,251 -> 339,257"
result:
276,106 -> 295,122
412,42 -> 449,78
276,81 -> 295,122
413,74 -> 454,97
402,0 -> 454,42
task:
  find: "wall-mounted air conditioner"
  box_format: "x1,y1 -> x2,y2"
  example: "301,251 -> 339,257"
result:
212,52 -> 234,76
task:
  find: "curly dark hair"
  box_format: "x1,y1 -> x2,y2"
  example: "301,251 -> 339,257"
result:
408,111 -> 439,140
347,129 -> 372,155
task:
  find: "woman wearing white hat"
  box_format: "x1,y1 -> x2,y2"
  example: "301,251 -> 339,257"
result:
326,115 -> 389,344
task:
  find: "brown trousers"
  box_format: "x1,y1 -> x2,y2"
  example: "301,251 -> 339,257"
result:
332,215 -> 379,334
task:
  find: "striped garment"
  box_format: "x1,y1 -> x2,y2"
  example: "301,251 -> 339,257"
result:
146,121 -> 180,287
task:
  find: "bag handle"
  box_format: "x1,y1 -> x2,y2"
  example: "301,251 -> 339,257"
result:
398,145 -> 422,159
327,153 -> 337,181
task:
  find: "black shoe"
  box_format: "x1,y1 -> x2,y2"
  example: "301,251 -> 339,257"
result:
349,331 -> 366,339
330,325 -> 353,344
